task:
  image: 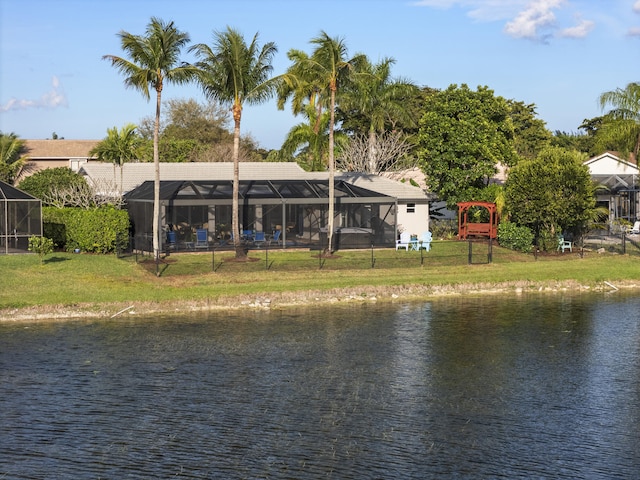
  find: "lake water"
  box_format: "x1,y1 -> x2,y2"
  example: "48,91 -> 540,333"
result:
1,293 -> 640,479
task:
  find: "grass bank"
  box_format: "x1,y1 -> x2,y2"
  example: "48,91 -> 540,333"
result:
2,240 -> 639,321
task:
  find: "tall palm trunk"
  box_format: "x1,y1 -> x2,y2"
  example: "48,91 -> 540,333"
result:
327,86 -> 336,254
232,103 -> 244,258
368,128 -> 377,173
153,85 -> 162,264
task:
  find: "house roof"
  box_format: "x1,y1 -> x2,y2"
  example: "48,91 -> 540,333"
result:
80,161 -> 431,202
585,152 -> 639,192
24,139 -> 100,159
0,180 -> 38,200
124,179 -> 393,204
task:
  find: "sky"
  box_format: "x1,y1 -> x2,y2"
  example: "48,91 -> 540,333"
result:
1,0 -> 639,150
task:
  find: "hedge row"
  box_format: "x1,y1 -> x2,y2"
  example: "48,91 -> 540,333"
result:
43,206 -> 130,254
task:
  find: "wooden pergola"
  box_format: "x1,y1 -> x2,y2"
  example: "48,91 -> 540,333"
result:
457,201 -> 498,240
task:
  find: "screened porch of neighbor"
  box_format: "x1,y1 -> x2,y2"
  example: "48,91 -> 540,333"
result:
124,179 -> 398,252
0,180 -> 42,254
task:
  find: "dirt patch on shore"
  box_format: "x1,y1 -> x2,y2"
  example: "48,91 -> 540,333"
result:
2,280 -> 639,324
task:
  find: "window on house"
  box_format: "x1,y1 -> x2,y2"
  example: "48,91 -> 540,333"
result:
407,203 -> 415,213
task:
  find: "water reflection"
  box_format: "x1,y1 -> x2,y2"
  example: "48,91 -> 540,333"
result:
1,294 -> 639,478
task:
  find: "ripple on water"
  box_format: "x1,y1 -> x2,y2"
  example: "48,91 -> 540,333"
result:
1,296 -> 640,478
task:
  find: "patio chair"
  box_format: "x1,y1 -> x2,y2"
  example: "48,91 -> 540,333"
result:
166,230 -> 177,249
195,229 -> 209,249
253,231 -> 266,247
629,221 -> 640,235
396,232 -> 412,251
271,229 -> 282,245
418,231 -> 432,251
558,236 -> 572,253
242,229 -> 254,241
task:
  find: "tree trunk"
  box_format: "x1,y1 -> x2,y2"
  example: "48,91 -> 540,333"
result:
232,103 -> 246,259
368,128 -> 377,174
327,88 -> 336,254
152,88 -> 162,265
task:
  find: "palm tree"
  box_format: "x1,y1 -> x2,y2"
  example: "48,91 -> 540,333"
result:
0,132 -> 28,184
338,57 -> 418,173
280,104 -> 348,172
279,32 -> 365,254
90,124 -> 140,195
599,82 -> 640,160
190,26 -> 278,259
103,17 -> 196,263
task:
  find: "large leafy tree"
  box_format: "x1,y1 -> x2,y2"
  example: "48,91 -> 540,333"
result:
90,124 -> 141,194
190,26 -> 278,259
505,146 -> 595,244
161,98 -> 231,143
598,82 -> 640,159
0,132 -> 28,184
103,17 -> 197,262
417,84 -> 517,209
507,100 -> 552,160
136,98 -> 241,163
279,32 -> 365,253
337,56 -> 418,173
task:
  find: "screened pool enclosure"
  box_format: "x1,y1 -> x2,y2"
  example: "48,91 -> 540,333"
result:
0,180 -> 42,254
124,179 -> 398,251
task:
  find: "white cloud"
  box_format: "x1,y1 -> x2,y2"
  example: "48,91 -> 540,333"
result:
634,1 -> 640,14
0,76 -> 68,112
504,0 -> 565,41
414,0 -> 596,42
559,18 -> 595,39
411,0 -> 528,21
628,26 -> 640,37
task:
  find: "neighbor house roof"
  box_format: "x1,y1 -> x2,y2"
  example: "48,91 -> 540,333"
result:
24,139 -> 100,159
80,162 -> 431,203
585,152 -> 639,192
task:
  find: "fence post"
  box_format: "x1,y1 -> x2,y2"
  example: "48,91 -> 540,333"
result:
371,242 -> 375,268
488,238 -> 493,264
468,239 -> 472,265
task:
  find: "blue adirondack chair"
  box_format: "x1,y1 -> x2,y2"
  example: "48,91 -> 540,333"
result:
418,231 -> 432,251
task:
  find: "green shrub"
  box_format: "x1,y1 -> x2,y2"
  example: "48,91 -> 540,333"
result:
430,218 -> 458,240
28,236 -> 54,264
18,167 -> 87,205
497,222 -> 534,253
42,206 -> 130,253
537,228 -> 558,252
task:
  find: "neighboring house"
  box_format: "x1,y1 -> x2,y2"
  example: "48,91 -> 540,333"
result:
80,162 -> 431,250
584,152 -> 639,225
21,140 -> 99,179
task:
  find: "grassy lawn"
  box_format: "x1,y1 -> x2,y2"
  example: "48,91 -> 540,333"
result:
2,240 -> 639,314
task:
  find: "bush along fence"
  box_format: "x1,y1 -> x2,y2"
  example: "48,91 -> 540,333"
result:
43,206 -> 130,254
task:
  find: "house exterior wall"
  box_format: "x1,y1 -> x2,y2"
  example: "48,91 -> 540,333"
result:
397,202 -> 429,237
